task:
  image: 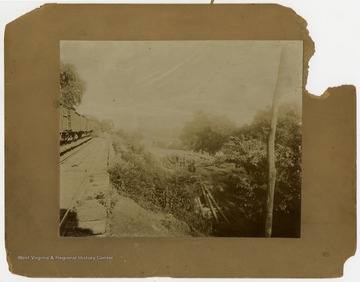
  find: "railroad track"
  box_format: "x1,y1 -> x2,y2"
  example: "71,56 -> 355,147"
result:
60,137 -> 94,164
59,138 -> 108,236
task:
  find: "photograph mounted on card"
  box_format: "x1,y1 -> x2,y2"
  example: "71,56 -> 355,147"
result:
5,4 -> 356,278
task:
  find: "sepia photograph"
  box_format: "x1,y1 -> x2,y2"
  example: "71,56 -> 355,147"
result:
59,40 -> 302,238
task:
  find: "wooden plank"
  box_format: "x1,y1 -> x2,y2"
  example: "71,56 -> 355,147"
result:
206,193 -> 219,223
207,189 -> 230,223
195,197 -> 205,217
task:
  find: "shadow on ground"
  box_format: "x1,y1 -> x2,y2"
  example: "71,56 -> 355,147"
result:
60,209 -> 94,237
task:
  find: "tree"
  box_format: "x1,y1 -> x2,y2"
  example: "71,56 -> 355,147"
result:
180,111 -> 236,155
265,49 -> 283,238
60,62 -> 86,108
217,104 -> 301,237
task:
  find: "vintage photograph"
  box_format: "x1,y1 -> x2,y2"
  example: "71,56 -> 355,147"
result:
59,40 -> 302,238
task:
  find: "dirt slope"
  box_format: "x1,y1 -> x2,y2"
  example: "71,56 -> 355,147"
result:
108,192 -> 192,237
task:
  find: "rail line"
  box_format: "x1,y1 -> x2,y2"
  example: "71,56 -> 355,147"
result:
59,138 -> 108,236
60,137 -> 94,164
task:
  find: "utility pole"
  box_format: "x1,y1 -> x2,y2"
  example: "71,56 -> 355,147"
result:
265,48 -> 284,238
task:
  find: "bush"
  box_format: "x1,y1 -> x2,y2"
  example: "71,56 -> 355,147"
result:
214,104 -> 301,237
109,136 -> 211,235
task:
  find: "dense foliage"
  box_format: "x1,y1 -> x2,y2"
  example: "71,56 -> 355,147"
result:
60,62 -> 86,108
180,111 -> 236,155
108,104 -> 301,237
215,104 -> 301,237
109,133 -> 212,235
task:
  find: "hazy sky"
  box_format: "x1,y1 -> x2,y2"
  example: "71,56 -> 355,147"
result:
60,40 -> 302,133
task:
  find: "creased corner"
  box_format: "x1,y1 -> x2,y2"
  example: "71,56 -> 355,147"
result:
4,3 -> 58,32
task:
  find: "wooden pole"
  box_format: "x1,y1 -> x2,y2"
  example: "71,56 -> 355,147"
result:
196,197 -> 205,217
207,193 -> 219,223
207,189 -> 230,223
265,48 -> 284,238
200,183 -> 219,222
